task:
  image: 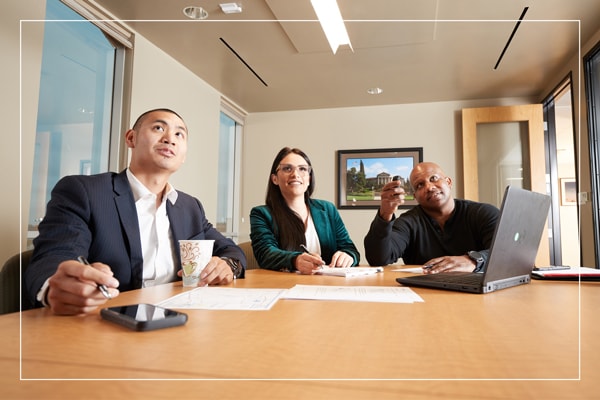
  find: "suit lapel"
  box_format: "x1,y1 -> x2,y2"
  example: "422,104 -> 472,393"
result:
308,200 -> 328,242
166,197 -> 186,268
166,199 -> 185,242
113,170 -> 144,288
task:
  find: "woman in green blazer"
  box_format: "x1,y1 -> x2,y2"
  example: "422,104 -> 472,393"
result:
250,147 -> 360,273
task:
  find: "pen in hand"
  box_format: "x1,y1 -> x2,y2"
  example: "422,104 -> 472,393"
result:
423,260 -> 439,270
300,244 -> 318,257
299,244 -> 325,269
77,256 -> 112,299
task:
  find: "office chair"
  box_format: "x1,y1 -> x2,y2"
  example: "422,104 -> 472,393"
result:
238,241 -> 260,270
0,249 -> 34,314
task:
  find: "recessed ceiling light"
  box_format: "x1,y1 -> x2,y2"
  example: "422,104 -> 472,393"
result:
367,87 -> 383,95
183,6 -> 208,20
220,3 -> 242,14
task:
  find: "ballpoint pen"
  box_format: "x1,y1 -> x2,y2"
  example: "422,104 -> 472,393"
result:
299,245 -> 325,269
300,244 -> 317,257
77,256 -> 112,299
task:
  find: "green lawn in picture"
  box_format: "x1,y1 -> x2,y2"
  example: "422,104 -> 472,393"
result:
346,192 -> 415,201
346,192 -> 415,202
346,193 -> 374,201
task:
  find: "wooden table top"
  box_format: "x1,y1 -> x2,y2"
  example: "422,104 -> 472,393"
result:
1,268 -> 597,399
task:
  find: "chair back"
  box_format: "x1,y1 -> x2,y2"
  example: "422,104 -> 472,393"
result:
0,250 -> 34,314
238,241 -> 260,270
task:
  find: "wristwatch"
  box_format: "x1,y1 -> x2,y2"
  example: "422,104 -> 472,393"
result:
467,251 -> 485,272
221,257 -> 242,279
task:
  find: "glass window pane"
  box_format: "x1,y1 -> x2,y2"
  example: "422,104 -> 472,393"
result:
584,43 -> 600,264
216,112 -> 237,237
28,0 -> 116,240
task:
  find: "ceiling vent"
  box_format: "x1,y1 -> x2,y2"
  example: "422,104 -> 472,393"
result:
220,3 -> 242,14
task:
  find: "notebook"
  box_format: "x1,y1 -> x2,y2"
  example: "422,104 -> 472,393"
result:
396,186 -> 551,293
531,266 -> 600,281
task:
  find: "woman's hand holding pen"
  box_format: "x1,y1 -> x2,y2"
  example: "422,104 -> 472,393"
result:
46,259 -> 120,315
296,245 -> 325,274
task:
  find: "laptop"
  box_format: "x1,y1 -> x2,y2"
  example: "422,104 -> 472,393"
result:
396,186 -> 551,293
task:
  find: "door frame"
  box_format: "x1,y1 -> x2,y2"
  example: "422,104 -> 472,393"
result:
462,104 -> 549,266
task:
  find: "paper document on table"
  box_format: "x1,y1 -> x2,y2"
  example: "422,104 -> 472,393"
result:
281,285 -> 424,303
157,287 -> 286,310
392,267 -> 424,273
313,266 -> 384,277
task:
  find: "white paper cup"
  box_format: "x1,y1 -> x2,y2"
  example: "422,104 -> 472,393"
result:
178,240 -> 214,287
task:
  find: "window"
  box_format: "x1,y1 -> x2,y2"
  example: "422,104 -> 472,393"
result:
27,0 -> 129,245
216,103 -> 245,242
543,75 -> 579,266
584,42 -> 600,266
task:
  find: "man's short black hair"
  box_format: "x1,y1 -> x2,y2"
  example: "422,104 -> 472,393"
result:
132,108 -> 185,131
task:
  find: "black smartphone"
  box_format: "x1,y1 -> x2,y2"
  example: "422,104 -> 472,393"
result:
100,304 -> 188,331
392,175 -> 400,181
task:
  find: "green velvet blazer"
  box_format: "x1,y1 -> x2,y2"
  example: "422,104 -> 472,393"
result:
249,199 -> 360,271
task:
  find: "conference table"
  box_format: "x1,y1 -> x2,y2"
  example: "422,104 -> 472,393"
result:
1,267 -> 597,399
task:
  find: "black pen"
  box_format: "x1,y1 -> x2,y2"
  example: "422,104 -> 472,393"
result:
423,260 -> 439,269
77,256 -> 112,299
299,244 -> 312,255
300,244 -> 325,269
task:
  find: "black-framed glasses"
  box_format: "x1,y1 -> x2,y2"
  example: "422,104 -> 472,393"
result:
276,164 -> 312,176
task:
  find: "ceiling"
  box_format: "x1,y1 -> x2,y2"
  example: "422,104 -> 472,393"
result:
91,0 -> 600,113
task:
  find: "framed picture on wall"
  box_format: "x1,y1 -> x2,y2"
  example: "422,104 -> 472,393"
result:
337,147 -> 423,209
560,178 -> 577,205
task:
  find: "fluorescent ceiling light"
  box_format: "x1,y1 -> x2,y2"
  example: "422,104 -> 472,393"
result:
310,0 -> 353,54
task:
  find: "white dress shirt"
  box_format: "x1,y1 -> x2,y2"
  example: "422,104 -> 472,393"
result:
127,169 -> 178,287
304,215 -> 322,255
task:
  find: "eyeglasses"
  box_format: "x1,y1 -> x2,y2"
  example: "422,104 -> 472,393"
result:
276,164 -> 312,176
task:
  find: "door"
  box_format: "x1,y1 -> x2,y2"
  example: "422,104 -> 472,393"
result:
462,104 -> 549,266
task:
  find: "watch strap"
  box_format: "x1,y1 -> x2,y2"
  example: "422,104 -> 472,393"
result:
221,257 -> 243,279
468,251 -> 485,272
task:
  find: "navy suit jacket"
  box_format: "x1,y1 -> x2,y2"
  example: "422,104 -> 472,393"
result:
26,170 -> 245,306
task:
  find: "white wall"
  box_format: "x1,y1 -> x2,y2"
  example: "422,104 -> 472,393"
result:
128,35 -> 223,221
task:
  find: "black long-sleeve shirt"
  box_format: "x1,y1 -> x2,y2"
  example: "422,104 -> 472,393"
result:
364,199 -> 500,268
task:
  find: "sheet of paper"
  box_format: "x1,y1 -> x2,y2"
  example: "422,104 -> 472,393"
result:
157,287 -> 286,311
313,266 -> 384,277
392,267 -> 424,273
281,284 -> 424,303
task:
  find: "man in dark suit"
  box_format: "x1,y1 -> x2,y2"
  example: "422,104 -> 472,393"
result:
26,108 -> 245,315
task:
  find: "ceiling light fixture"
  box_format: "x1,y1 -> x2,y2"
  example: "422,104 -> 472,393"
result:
183,6 -> 208,20
219,3 -> 242,14
367,87 -> 383,95
310,0 -> 353,54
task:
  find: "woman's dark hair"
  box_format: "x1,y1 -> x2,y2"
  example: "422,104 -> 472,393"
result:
265,147 -> 315,251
